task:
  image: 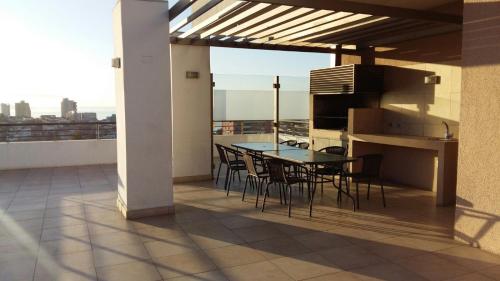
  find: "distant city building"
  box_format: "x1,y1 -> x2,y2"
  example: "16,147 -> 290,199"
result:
61,98 -> 77,118
76,112 -> 97,121
15,101 -> 31,118
40,115 -> 57,121
1,103 -> 10,117
104,114 -> 116,122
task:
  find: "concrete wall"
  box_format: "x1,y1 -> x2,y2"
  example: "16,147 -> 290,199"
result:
171,44 -> 212,180
0,140 -> 116,170
381,60 -> 461,138
455,0 -> 500,255
343,31 -> 462,139
113,0 -> 174,214
339,32 -> 461,191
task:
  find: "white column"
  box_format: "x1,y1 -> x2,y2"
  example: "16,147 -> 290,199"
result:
170,44 -> 212,182
113,0 -> 174,219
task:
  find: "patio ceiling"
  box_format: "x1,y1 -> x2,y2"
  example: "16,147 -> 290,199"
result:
169,0 -> 462,54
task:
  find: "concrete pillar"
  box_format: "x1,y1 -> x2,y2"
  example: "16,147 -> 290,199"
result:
170,44 -> 212,183
455,0 -> 500,255
113,0 -> 174,219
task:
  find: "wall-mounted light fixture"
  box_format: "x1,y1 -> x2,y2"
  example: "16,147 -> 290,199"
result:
186,71 -> 199,79
424,75 -> 441,85
111,58 -> 121,69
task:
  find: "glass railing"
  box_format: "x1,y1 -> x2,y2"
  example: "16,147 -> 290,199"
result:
213,73 -> 309,137
0,122 -> 116,142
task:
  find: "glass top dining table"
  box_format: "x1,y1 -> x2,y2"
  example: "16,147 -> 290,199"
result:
231,142 -> 358,216
232,142 -> 302,152
263,149 -> 357,165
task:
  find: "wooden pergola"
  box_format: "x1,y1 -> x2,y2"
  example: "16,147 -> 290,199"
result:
169,0 -> 462,55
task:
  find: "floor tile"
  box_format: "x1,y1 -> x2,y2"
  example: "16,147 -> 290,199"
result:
222,261 -> 293,281
204,244 -> 267,268
318,245 -> 387,270
93,242 -> 151,267
270,252 -> 341,280
166,270 -> 228,281
153,250 -> 217,279
144,235 -> 199,258
394,253 -> 473,281
249,236 -> 312,259
435,245 -> 500,271
96,260 -> 162,281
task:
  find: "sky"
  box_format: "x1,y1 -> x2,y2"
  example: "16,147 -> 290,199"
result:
0,0 -> 330,116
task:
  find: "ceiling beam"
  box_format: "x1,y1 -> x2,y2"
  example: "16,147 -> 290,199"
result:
244,0 -> 462,24
170,37 -> 362,54
170,0 -> 223,33
169,0 -> 198,21
179,1 -> 247,38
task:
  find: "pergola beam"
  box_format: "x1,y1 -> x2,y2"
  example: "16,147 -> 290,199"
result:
171,0 -> 223,33
169,0 -> 198,20
170,37 -> 362,54
244,0 -> 462,24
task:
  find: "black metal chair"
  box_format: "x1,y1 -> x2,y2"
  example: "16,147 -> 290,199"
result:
345,154 -> 386,209
280,140 -> 297,146
297,142 -> 309,149
262,159 -> 309,217
242,153 -> 269,207
316,146 -> 348,194
215,144 -> 246,193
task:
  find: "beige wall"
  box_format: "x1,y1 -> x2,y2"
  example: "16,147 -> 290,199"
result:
0,140 -> 116,170
171,44 -> 212,180
455,0 -> 500,255
341,30 -> 462,191
381,61 -> 461,138
343,31 -> 462,139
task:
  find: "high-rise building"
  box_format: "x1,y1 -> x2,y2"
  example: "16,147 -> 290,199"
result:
15,101 -> 31,118
61,98 -> 77,118
76,112 -> 97,121
0,103 -> 10,117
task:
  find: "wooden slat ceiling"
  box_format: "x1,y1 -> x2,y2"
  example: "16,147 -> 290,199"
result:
169,0 -> 462,53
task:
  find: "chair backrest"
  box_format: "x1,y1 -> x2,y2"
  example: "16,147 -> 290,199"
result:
215,144 -> 229,164
242,153 -> 258,177
319,146 -> 347,156
297,142 -> 309,149
360,154 -> 383,178
267,159 -> 287,183
225,146 -> 241,162
280,140 -> 297,146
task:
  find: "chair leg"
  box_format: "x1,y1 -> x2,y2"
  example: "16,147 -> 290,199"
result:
282,183 -> 288,205
321,181 -> 324,195
224,166 -> 230,191
288,184 -> 292,217
262,181 -> 271,212
255,178 -> 262,208
226,169 -> 234,196
367,181 -> 371,200
237,170 -> 241,182
216,162 -> 222,184
242,175 -> 250,201
278,182 -> 283,204
380,180 -> 386,207
355,181 -> 360,210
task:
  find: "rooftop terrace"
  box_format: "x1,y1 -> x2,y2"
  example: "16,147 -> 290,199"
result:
1,165 -> 499,281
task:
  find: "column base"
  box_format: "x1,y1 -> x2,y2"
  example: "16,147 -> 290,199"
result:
116,196 -> 175,220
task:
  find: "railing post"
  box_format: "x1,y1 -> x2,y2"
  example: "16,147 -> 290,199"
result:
273,76 -> 280,144
96,123 -> 100,140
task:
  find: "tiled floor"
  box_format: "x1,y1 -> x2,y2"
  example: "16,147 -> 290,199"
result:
1,165 -> 500,281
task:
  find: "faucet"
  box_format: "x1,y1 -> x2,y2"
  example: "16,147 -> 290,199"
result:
442,121 -> 453,139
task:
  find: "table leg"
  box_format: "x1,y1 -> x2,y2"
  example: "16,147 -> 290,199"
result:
309,164 -> 316,217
